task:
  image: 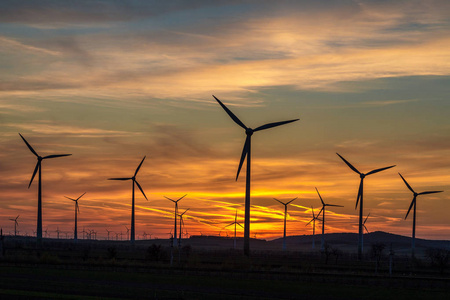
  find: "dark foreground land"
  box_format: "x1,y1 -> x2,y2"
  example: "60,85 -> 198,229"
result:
0,235 -> 449,299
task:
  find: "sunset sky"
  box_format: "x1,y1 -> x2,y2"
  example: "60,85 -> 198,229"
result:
1,1 -> 449,241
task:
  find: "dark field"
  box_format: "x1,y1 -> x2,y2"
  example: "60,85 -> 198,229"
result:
0,235 -> 448,299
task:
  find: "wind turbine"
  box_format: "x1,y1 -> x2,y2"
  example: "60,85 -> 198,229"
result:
224,209 -> 244,249
213,95 -> 299,256
336,153 -> 395,259
164,194 -> 187,247
306,207 -> 321,249
19,133 -> 71,242
106,229 -> 112,240
178,208 -> 189,248
64,192 -> 85,241
108,156 -> 148,243
9,215 -> 19,236
125,226 -> 130,240
274,197 -> 297,251
315,187 -> 343,251
399,173 -> 443,257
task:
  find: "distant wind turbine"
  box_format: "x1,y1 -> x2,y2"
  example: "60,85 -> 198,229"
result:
64,192 -> 85,241
306,207 -> 321,249
106,229 -> 112,240
10,215 -> 19,236
274,197 -> 297,251
178,208 -> 189,248
224,209 -> 244,249
315,187 -> 343,250
108,156 -> 148,243
399,172 -> 443,257
336,153 -> 394,259
19,133 -> 71,242
213,95 -> 299,256
165,194 -> 187,247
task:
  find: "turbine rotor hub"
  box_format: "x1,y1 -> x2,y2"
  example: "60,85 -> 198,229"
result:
246,128 -> 254,136
38,156 -> 43,161
360,173 -> 365,179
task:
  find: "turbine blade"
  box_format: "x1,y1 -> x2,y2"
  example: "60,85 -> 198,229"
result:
77,192 -> 86,200
286,197 -> 297,205
164,196 -> 176,202
212,95 -> 247,130
418,191 -> 443,195
364,213 -> 370,224
317,207 -> 323,217
134,156 -> 146,177
28,161 -> 40,188
253,119 -> 299,132
135,180 -> 148,201
273,198 -> 285,205
355,179 -> 363,210
176,194 -> 187,202
77,202 -> 80,213
43,154 -> 72,159
181,208 -> 189,215
19,133 -> 39,157
398,173 -> 415,194
311,206 -> 315,218
64,196 -> 76,201
336,153 -> 361,174
237,222 -> 244,228
366,165 -> 396,175
315,187 -> 325,206
306,219 -> 313,226
236,135 -> 250,181
108,177 -> 132,180
326,204 -> 344,207
225,222 -> 235,228
363,225 -> 369,234
405,196 -> 416,219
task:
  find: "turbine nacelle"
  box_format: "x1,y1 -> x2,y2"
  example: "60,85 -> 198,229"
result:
245,128 -> 254,136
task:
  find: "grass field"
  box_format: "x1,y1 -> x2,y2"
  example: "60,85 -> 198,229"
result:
0,236 -> 448,299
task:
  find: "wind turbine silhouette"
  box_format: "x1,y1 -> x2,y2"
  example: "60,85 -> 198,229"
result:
178,208 -> 189,248
273,197 -> 297,251
19,133 -> 71,242
165,194 -> 187,248
64,192 -> 85,241
10,215 -> 19,236
306,207 -> 321,249
336,153 -> 394,259
224,209 -> 244,249
106,229 -> 112,240
315,187 -> 343,250
213,95 -> 299,256
399,172 -> 443,257
108,156 -> 147,243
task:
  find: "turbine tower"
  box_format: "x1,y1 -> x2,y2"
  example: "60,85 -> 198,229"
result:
315,187 -> 343,250
64,192 -> 85,241
19,133 -> 71,243
306,207 -> 320,249
273,197 -> 297,251
336,153 -> 394,259
224,209 -> 244,249
108,156 -> 148,243
10,215 -> 19,236
213,95 -> 299,256
399,173 -> 443,257
165,194 -> 187,247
